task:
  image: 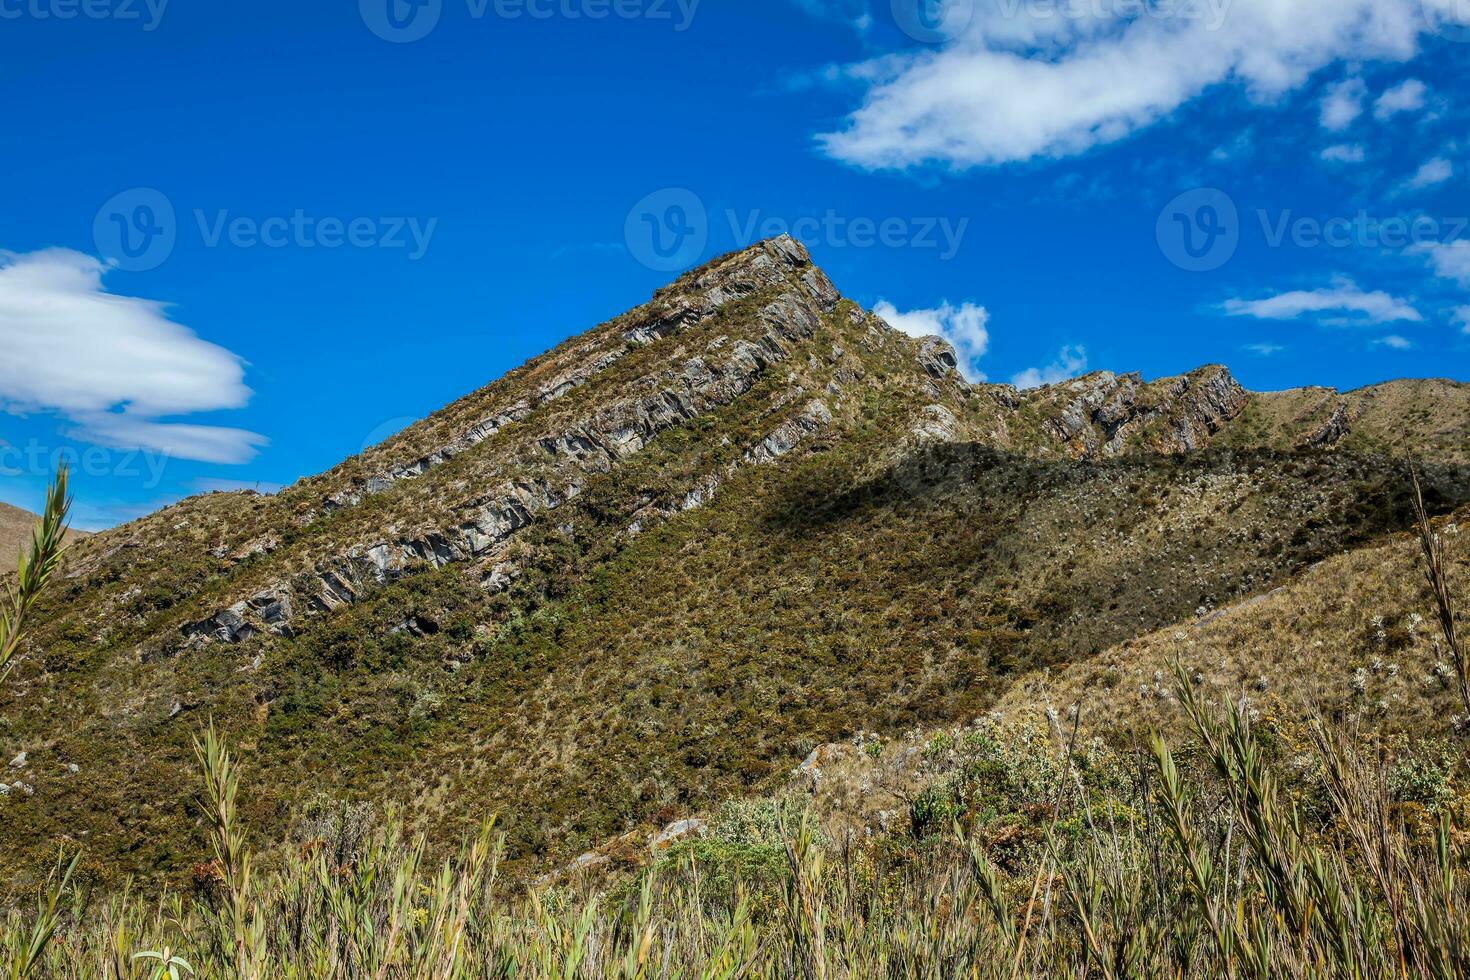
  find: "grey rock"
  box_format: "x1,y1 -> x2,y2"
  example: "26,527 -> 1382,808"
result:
916,336 -> 961,380
650,817 -> 707,850
747,401 -> 832,464
1306,402 -> 1353,447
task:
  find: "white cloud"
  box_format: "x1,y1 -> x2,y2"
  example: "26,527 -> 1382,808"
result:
1400,156 -> 1453,190
1012,346 -> 1089,390
1320,143 -> 1366,163
1373,78 -> 1428,120
1243,342 -> 1286,356
788,0 -> 870,31
818,0 -> 1429,169
1373,334 -> 1412,349
0,248 -> 265,464
874,300 -> 990,381
1320,78 -> 1367,132
1452,306 -> 1470,333
1221,278 -> 1422,324
1419,241 -> 1470,286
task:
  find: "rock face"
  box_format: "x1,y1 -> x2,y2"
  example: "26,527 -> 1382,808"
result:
1036,366 -> 1249,457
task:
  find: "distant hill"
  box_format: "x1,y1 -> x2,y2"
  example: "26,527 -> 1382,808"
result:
2,236 -> 1467,893
0,501 -> 87,566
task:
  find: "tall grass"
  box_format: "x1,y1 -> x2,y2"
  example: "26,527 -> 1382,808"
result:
3,472 -> 1466,977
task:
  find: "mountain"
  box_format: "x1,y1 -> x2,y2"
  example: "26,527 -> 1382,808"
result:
0,501 -> 86,565
3,236 -> 1468,890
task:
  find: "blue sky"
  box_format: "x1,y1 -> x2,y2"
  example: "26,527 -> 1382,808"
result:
0,0 -> 1467,529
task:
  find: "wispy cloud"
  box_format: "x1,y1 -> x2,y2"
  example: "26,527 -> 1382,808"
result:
1320,143 -> 1366,164
1452,306 -> 1470,334
1373,334 -> 1412,349
786,0 -> 870,32
1243,342 -> 1287,356
1373,78 -> 1428,121
1222,278 -> 1422,325
1399,156 -> 1454,192
1012,346 -> 1088,390
0,248 -> 265,464
874,299 -> 989,381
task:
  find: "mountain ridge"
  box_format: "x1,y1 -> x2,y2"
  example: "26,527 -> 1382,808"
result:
4,235 -> 1469,891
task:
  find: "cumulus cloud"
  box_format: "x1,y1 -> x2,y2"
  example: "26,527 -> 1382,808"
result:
1320,143 -> 1366,164
817,0 -> 1434,169
1011,346 -> 1089,390
874,299 -> 990,381
1420,241 -> 1470,286
1400,156 -> 1453,191
1221,278 -> 1422,324
1320,78 -> 1367,132
0,248 -> 265,464
1374,78 -> 1428,120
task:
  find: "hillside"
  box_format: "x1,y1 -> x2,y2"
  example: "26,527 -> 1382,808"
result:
2,236 -> 1468,892
780,500 -> 1470,850
0,501 -> 85,565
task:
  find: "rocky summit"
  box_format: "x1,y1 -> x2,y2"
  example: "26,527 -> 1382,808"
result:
3,236 -> 1469,889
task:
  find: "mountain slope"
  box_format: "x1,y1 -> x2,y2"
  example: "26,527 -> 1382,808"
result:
0,501 -> 86,563
3,236 -> 1468,891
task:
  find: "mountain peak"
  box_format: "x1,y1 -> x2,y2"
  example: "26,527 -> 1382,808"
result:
8,247 -> 1470,889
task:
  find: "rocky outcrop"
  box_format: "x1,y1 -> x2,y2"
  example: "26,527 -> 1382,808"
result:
1306,402 -> 1354,448
746,400 -> 833,464
1038,366 -> 1248,458
916,337 -> 960,380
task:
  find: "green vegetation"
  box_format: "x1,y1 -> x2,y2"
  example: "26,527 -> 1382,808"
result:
8,661 -> 1469,977
4,240 -> 1470,977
